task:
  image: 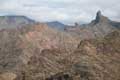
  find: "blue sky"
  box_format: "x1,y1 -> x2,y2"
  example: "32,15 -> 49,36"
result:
0,0 -> 120,24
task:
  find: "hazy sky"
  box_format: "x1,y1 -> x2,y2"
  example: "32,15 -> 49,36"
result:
0,0 -> 120,24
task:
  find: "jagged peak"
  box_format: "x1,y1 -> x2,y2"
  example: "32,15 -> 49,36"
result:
91,10 -> 110,25
96,10 -> 102,18
96,10 -> 102,21
96,11 -> 107,22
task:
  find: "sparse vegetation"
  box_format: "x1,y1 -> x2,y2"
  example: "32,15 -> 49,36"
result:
0,11 -> 120,80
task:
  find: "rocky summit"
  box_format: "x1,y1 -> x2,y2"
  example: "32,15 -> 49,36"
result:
65,11 -> 118,39
0,11 -> 120,80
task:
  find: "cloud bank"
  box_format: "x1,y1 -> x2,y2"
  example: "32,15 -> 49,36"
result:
0,0 -> 120,24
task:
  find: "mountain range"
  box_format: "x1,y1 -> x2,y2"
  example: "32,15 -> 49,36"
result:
0,16 -> 67,30
0,11 -> 120,80
0,15 -> 36,29
0,11 -> 119,39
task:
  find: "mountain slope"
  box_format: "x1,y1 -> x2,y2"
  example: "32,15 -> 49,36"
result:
45,30 -> 120,80
46,21 -> 67,30
0,12 -> 119,80
0,23 -> 80,80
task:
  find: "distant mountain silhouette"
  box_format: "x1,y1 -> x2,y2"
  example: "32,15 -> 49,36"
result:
0,15 -> 68,30
46,21 -> 67,30
0,15 -> 36,29
110,21 -> 120,29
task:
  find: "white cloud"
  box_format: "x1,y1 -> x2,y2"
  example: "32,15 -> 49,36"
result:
0,0 -> 120,24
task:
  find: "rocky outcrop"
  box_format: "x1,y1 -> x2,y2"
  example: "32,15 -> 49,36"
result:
90,11 -> 110,25
65,11 -> 117,39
